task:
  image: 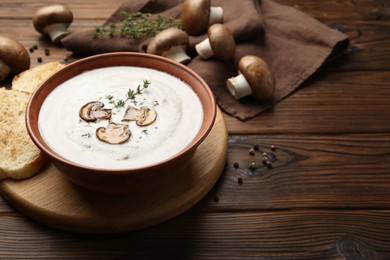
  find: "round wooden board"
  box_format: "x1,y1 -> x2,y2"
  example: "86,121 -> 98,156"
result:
0,108 -> 227,234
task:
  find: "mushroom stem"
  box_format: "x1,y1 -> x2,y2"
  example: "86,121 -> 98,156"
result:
195,38 -> 214,59
162,46 -> 191,64
226,73 -> 252,99
209,6 -> 223,25
44,23 -> 70,43
0,59 -> 11,80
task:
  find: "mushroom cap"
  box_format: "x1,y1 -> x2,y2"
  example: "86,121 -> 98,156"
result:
33,4 -> 73,33
208,24 -> 235,61
0,36 -> 30,74
147,28 -> 189,55
181,0 -> 210,35
79,101 -> 112,122
122,106 -> 157,127
96,122 -> 131,144
238,55 -> 275,101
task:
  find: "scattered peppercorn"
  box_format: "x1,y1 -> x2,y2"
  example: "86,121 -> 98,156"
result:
265,161 -> 273,168
270,145 -> 276,151
262,152 -> 268,157
33,44 -> 38,50
249,148 -> 255,156
249,162 -> 256,170
262,156 -> 269,163
233,162 -> 239,169
237,177 -> 243,184
29,48 -> 34,53
44,48 -> 50,56
37,57 -> 42,63
253,144 -> 259,151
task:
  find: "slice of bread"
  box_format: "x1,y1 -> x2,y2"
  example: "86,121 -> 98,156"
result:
12,61 -> 66,94
0,88 -> 45,180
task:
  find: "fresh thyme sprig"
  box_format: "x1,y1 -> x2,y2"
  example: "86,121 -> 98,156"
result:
127,80 -> 150,100
82,133 -> 92,138
105,80 -> 151,108
94,11 -> 182,39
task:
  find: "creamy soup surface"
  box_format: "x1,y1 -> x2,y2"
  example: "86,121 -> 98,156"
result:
38,66 -> 204,169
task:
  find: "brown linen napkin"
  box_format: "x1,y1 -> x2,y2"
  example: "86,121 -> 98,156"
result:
62,0 -> 349,121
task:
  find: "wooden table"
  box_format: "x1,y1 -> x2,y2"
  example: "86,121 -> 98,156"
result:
1,0 -> 390,258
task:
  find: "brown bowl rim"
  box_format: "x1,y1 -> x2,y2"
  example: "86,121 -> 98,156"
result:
26,52 -> 216,175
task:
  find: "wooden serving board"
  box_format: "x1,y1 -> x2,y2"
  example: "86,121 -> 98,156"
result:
0,108 -> 227,234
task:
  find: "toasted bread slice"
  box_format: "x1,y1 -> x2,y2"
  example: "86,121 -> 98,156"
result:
0,88 -> 45,180
12,61 -> 66,94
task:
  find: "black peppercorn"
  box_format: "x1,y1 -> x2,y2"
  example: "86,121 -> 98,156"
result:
249,162 -> 256,170
265,161 -> 273,169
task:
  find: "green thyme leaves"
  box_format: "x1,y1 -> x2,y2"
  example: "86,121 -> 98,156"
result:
127,80 -> 150,100
105,80 -> 151,108
94,12 -> 182,39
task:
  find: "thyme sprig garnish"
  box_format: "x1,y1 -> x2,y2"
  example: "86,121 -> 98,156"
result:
82,133 -> 92,138
94,11 -> 182,39
105,80 -> 151,108
127,80 -> 150,100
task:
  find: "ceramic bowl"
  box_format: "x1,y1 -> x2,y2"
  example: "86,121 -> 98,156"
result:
26,52 -> 216,193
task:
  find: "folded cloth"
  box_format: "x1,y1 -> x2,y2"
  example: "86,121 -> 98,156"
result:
62,0 -> 349,121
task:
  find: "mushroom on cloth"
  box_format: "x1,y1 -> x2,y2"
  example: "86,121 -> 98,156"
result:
226,55 -> 275,101
181,0 -> 223,35
147,28 -> 191,64
0,36 -> 30,81
33,4 -> 73,44
195,24 -> 235,61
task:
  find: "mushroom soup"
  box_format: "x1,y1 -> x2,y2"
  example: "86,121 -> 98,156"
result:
38,66 -> 204,169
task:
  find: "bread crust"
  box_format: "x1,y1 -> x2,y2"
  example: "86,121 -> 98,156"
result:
0,87 -> 45,180
12,61 -> 66,94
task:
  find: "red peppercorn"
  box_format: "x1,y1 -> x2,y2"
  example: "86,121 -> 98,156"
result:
270,145 -> 276,151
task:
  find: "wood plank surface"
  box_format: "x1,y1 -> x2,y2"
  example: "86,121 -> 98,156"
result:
1,211 -> 390,259
1,0 -> 390,258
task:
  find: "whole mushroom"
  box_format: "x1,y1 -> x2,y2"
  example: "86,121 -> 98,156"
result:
147,28 -> 191,64
0,36 -> 30,81
226,55 -> 275,101
33,4 -> 73,43
181,0 -> 223,35
195,24 -> 235,61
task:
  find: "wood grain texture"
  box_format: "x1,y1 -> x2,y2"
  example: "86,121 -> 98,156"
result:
1,211 -> 389,259
225,71 -> 390,134
0,0 -> 390,258
195,133 -> 390,211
